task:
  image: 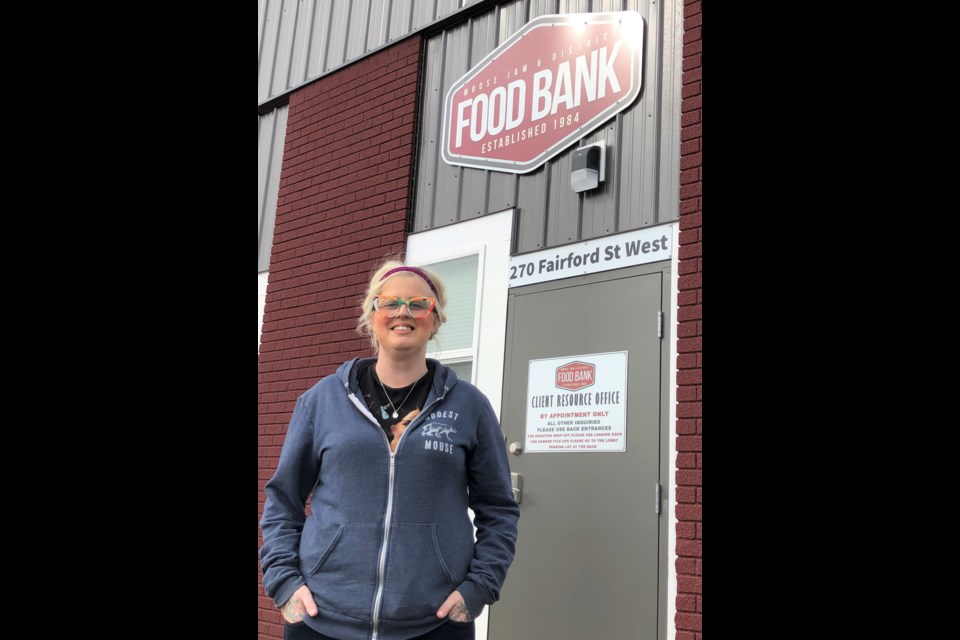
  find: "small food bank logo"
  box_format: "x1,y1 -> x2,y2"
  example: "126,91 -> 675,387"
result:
555,361 -> 595,391
441,11 -> 644,174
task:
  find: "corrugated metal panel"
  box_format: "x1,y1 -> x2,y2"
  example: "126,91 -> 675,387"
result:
413,0 -> 680,253
595,0 -> 623,11
515,164 -> 548,252
575,131 -> 615,242
289,0 -> 318,87
414,34 -> 445,231
345,0 -> 371,62
412,0 -> 436,31
390,0 -> 413,41
557,0 -> 590,14
528,0 -> 558,18
258,0 -> 269,58
657,0 -> 682,227
432,21 -> 472,229
260,1 -> 530,105
325,0 -> 350,71
306,1 -> 334,79
367,0 -> 391,53
498,0 -> 529,41
258,0 -> 283,103
545,150 -> 578,245
458,11 -> 499,221
619,0 -> 660,230
271,0 -> 301,97
514,0 -> 554,278
487,0 -> 529,213
258,106 -> 289,273
418,1 -> 533,232
436,0 -> 462,21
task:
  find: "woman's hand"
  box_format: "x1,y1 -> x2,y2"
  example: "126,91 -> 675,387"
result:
437,590 -> 473,622
281,585 -> 318,624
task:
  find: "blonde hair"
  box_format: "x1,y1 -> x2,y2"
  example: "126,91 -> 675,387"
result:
357,259 -> 447,353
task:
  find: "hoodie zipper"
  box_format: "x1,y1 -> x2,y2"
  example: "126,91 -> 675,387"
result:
348,385 -> 447,640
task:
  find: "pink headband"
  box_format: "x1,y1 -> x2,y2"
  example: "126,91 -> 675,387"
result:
380,266 -> 439,296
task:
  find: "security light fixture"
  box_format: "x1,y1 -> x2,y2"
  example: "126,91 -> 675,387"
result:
571,142 -> 606,193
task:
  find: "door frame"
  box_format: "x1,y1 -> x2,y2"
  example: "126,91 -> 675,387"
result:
501,257 -> 673,640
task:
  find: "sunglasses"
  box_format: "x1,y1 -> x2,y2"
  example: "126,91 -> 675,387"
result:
373,296 -> 437,318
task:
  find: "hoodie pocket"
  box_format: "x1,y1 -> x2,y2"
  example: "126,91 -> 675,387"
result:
305,523 -> 382,621
299,519 -> 342,577
381,524 -> 455,622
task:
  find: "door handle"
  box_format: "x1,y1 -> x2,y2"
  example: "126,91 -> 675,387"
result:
511,472 -> 522,504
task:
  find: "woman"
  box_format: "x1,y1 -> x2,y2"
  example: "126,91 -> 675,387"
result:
260,260 -> 520,640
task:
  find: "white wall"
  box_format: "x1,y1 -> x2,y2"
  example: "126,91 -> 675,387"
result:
259,271 -> 269,352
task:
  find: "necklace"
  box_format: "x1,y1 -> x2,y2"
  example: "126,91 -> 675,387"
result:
376,372 -> 424,419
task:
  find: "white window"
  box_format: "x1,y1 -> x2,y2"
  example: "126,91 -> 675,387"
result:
421,253 -> 479,383
406,209 -> 513,418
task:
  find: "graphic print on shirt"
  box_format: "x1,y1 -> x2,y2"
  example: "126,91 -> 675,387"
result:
389,409 -> 420,452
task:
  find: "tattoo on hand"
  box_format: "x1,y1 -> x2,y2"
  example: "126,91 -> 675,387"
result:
282,598 -> 304,623
450,602 -> 473,622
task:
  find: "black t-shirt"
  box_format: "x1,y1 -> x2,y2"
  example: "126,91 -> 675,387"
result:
356,360 -> 435,447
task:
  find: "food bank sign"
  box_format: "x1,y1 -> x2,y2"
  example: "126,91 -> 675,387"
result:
441,11 -> 645,174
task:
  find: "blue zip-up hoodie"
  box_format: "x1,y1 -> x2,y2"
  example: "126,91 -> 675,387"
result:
260,358 -> 520,640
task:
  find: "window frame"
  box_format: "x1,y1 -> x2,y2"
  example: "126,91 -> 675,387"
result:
418,247 -> 485,384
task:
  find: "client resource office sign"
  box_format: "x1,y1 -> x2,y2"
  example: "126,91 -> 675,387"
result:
442,11 -> 645,174
525,351 -> 628,452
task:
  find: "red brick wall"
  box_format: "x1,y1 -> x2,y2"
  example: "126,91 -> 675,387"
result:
257,36 -> 422,640
676,1 -> 702,639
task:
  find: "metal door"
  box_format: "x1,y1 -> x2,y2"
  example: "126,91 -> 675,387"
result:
489,264 -> 667,640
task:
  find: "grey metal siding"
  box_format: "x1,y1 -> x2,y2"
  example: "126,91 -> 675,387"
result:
345,0 -> 372,62
413,33 -> 446,230
411,0 -> 436,31
271,0 -> 301,98
307,1 -> 335,80
390,0 -> 413,41
325,0 -> 351,72
459,10 -> 499,221
529,0 -> 558,17
288,0 -> 315,87
432,21 -> 473,230
258,0 -> 283,104
413,0 -> 680,254
558,0 -> 590,14
258,0 -> 496,106
258,106 -> 289,273
367,0 -> 391,54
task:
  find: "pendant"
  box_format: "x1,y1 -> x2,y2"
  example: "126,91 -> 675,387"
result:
392,411 -> 399,419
